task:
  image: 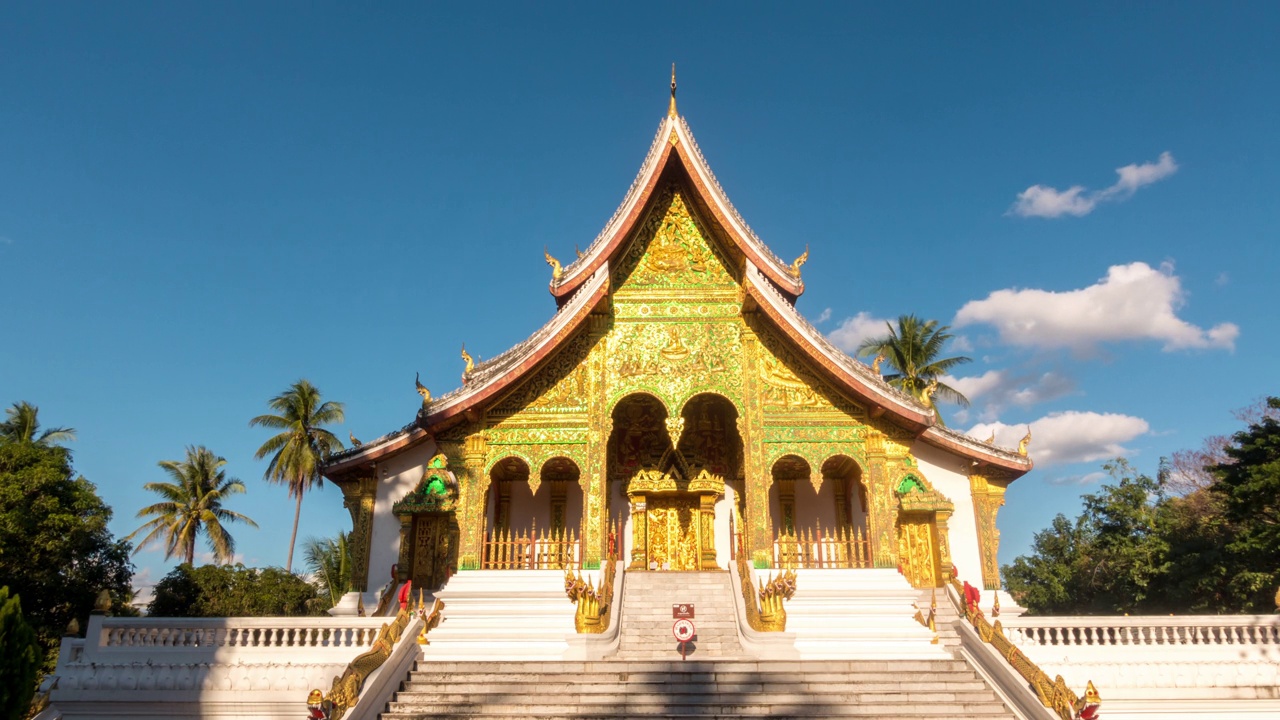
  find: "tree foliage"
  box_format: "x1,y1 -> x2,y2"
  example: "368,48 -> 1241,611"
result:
0,587 -> 40,720
0,401 -> 75,448
855,314 -> 971,424
148,564 -> 322,617
250,380 -> 344,572
127,446 -> 257,565
1005,398 -> 1280,615
0,441 -> 133,669
303,532 -> 352,609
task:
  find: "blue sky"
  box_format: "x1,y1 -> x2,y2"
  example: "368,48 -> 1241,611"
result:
3,3 -> 1277,596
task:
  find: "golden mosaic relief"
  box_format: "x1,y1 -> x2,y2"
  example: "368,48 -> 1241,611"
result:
611,185 -> 737,293
490,334 -> 593,419
606,320 -> 745,410
897,516 -> 939,588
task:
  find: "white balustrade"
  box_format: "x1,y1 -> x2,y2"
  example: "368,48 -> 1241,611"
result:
1001,614 -> 1280,648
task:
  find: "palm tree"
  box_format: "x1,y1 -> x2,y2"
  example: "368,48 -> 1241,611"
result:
250,379 -> 345,573
857,314 -> 972,425
0,401 -> 76,446
127,445 -> 258,565
303,532 -> 352,608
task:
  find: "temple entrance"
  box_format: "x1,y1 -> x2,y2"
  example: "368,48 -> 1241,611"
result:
896,514 -> 939,588
644,495 -> 701,570
411,513 -> 454,589
608,393 -> 742,571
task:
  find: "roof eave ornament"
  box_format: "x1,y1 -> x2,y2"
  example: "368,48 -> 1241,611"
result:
668,63 -> 678,118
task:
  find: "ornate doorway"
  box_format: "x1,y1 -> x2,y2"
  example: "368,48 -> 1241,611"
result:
645,495 -> 701,570
411,514 -> 454,589
393,453 -> 460,591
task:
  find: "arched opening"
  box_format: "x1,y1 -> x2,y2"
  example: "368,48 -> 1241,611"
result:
607,392 -> 740,570
482,456 -> 584,569
770,454 -> 873,569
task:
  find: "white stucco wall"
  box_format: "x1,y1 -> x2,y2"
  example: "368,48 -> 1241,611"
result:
365,440 -> 437,588
909,440 -> 982,586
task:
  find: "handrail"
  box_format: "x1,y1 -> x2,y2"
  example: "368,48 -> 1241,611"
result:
735,552 -> 796,632
311,597 -> 445,720
949,578 -> 1100,720
565,525 -> 619,634
999,614 -> 1280,648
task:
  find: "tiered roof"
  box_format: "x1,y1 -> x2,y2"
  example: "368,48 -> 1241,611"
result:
324,94 -> 1032,480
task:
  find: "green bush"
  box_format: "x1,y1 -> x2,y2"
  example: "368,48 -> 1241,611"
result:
0,587 -> 40,720
148,564 -> 322,617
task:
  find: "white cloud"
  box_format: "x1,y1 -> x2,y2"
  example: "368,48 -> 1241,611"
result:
194,550 -> 246,566
1009,152 -> 1178,218
1048,471 -> 1109,486
945,369 -> 1075,420
969,410 -> 1150,467
815,307 -> 832,323
828,311 -> 891,354
1215,271 -> 1230,287
954,261 -> 1239,353
950,335 -> 974,353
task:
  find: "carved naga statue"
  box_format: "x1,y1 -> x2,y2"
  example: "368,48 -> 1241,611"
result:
544,247 -> 563,282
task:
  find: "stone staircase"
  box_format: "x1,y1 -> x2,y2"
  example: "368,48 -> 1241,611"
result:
379,570 -> 1018,719
381,658 -> 1018,719
615,570 -> 745,660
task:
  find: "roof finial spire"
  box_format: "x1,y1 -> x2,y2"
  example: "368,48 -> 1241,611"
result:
668,63 -> 678,117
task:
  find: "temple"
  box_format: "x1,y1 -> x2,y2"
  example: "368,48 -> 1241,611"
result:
321,78 -> 1032,599
46,78 -> 1280,720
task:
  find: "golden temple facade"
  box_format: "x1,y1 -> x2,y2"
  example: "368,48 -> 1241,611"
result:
322,86 -> 1032,596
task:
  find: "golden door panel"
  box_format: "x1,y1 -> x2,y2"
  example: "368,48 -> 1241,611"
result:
412,514 -> 452,590
646,496 -> 700,571
896,515 -> 939,588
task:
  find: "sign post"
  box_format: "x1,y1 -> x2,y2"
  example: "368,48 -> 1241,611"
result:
673,618 -> 695,660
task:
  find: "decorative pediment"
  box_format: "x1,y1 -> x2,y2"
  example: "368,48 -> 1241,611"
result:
896,475 -> 954,514
626,447 -> 724,497
392,453 -> 459,515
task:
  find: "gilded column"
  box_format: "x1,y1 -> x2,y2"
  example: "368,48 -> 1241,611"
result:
459,432 -> 488,570
739,324 -> 770,566
629,495 -> 648,569
339,476 -> 378,592
699,494 -> 717,569
864,433 -> 898,568
832,478 -> 850,531
396,515 -> 413,582
582,314 -> 611,568
970,471 -> 1009,590
934,509 -> 954,584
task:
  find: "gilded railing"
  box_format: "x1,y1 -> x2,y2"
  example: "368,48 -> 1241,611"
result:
951,578 -> 1100,720
773,526 -> 872,569
482,527 -> 581,570
735,553 -> 797,632
564,521 -> 619,634
309,596 -> 445,720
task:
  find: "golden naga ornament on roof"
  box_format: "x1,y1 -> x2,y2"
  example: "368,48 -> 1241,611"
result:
461,344 -> 475,377
415,372 -> 431,405
544,247 -> 563,282
985,430 -> 997,444
871,353 -> 885,375
1018,427 -> 1032,456
789,245 -> 809,278
922,378 -> 939,406
349,432 -> 362,447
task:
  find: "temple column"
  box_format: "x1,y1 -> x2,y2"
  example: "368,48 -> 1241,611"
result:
699,494 -> 717,569
396,515 -> 413,582
629,494 -> 648,569
865,435 -> 898,569
338,475 -> 377,592
739,327 -> 771,565
970,471 -> 1010,590
459,433 -> 488,571
582,314 -> 611,567
935,508 -> 954,584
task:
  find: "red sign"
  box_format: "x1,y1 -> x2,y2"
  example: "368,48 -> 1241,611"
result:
672,603 -> 695,619
673,618 -> 696,643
